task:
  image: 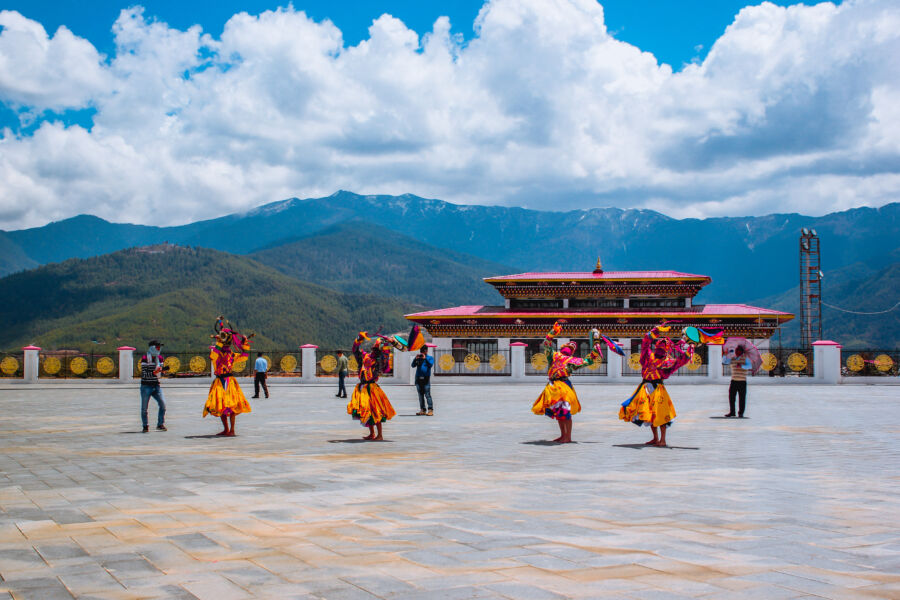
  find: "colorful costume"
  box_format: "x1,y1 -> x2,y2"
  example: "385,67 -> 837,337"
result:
532,323 -> 602,420
203,319 -> 252,419
619,325 -> 693,428
347,335 -> 397,427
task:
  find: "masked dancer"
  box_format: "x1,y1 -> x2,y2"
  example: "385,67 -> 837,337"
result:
203,316 -> 253,436
347,325 -> 425,441
531,322 -> 603,443
618,324 -> 699,447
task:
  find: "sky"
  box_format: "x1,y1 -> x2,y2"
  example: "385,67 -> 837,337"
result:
1,0 -> 898,230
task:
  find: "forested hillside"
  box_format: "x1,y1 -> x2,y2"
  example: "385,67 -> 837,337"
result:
251,222 -> 514,307
0,245 -> 415,351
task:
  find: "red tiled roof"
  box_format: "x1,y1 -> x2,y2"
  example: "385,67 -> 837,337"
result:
484,271 -> 710,281
406,303 -> 793,319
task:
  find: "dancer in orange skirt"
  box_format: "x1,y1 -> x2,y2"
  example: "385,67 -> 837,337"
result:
347,332 -> 397,441
619,324 -> 699,447
531,322 -> 602,443
203,316 -> 253,436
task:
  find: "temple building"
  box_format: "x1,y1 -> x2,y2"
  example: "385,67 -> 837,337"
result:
405,260 -> 794,369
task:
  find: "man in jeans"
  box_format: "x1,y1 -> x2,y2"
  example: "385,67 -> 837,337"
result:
252,352 -> 269,398
723,345 -> 751,417
140,340 -> 167,432
411,346 -> 435,416
335,350 -> 349,398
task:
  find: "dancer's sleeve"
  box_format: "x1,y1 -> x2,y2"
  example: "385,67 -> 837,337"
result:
669,341 -> 694,371
568,344 -> 603,373
543,321 -> 562,358
351,334 -> 365,365
640,327 -> 660,363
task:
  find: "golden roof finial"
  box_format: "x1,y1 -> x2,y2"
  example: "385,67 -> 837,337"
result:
593,256 -> 603,274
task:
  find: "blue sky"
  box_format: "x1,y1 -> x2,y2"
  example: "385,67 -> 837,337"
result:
4,1 -> 804,69
0,0 -> 897,230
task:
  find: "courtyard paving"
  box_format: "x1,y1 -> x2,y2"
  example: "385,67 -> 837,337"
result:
0,381 -> 897,599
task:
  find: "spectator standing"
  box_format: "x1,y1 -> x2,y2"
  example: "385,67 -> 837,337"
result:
336,350 -> 349,398
140,340 -> 167,432
411,346 -> 435,416
723,346 -> 751,418
252,352 -> 269,398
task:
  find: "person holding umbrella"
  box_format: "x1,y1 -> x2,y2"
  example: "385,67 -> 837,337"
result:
722,337 -> 761,418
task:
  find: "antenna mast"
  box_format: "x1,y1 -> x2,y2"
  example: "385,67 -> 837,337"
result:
799,228 -> 823,348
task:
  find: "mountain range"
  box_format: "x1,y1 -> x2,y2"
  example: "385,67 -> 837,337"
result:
0,245 -> 416,351
1,192 -> 898,349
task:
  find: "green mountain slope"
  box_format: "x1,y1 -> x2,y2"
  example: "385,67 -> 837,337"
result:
250,222 -> 515,308
749,256 -> 900,349
0,245 -> 415,351
0,232 -> 38,275
7,193 -> 899,308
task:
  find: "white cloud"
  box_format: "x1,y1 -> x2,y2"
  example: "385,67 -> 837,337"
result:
0,10 -> 110,111
0,0 -> 899,229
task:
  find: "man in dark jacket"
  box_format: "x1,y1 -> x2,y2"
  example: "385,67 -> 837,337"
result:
411,346 -> 435,416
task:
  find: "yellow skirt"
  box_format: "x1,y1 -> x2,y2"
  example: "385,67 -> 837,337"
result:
203,376 -> 252,417
348,382 -> 396,426
532,379 -> 581,419
619,382 -> 675,427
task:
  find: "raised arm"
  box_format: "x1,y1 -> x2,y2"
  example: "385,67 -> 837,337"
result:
544,321 -> 562,360
351,332 -> 366,365
567,343 -> 603,373
667,339 -> 695,373
640,326 -> 663,363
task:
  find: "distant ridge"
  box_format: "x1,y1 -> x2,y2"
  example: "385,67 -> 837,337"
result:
2,192 -> 898,346
0,245 -> 414,351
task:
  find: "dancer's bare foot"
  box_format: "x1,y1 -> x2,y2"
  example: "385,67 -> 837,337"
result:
552,436 -> 564,442
216,430 -> 229,436
372,434 -> 384,441
644,439 -> 658,445
560,437 -> 572,443
362,434 -> 375,440
654,441 -> 667,447
226,431 -> 236,437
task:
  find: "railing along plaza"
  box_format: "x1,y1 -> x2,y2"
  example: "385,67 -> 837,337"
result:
1,341 -> 885,384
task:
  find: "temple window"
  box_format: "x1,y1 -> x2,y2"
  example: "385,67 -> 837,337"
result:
569,298 -> 625,309
510,298 -> 564,309
629,298 -> 686,309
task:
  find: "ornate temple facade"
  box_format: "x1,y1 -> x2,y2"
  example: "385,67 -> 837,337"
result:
405,260 -> 793,359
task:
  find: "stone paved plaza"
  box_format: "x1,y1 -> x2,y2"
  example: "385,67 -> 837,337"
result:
0,382 -> 898,599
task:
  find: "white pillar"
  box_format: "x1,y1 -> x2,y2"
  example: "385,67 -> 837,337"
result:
707,344 -> 725,383
300,344 -> 317,382
118,346 -> 135,383
497,338 -> 510,350
511,342 -> 526,381
23,345 -> 40,383
812,340 -> 841,384
393,350 -> 410,384
607,340 -> 622,381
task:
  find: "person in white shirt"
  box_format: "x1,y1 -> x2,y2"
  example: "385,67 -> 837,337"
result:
251,352 -> 269,399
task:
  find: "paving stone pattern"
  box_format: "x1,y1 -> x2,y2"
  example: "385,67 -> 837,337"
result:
0,382 -> 898,599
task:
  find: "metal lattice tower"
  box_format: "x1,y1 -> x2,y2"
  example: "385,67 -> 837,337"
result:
799,228 -> 823,348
